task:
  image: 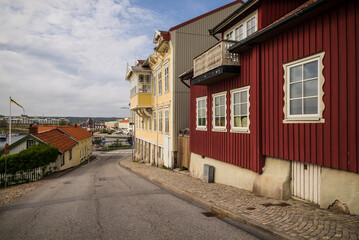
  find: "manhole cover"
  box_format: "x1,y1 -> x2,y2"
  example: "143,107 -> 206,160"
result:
63,181 -> 71,184
261,202 -> 291,207
99,178 -> 106,181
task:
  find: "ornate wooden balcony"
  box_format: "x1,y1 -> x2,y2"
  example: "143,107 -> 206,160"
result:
192,40 -> 240,85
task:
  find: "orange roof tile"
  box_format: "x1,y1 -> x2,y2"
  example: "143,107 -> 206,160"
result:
37,125 -> 92,141
34,129 -> 77,153
120,119 -> 130,123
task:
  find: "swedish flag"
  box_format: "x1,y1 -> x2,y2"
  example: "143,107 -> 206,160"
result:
10,97 -> 24,109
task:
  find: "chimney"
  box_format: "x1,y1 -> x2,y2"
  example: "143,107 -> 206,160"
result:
29,124 -> 38,135
75,123 -> 78,128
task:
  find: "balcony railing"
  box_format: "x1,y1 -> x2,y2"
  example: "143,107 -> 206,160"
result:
193,40 -> 240,78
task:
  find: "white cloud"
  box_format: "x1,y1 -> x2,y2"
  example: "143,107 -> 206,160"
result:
0,0 -> 163,117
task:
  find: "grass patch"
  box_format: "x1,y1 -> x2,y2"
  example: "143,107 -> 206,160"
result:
162,165 -> 169,170
179,166 -> 188,171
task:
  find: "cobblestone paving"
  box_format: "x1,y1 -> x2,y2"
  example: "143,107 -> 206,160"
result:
120,158 -> 359,240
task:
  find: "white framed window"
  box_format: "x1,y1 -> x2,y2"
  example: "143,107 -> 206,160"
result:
158,70 -> 162,95
152,72 -> 156,96
164,107 -> 169,134
224,10 -> 257,42
246,16 -> 256,36
196,96 -> 207,130
283,52 -> 325,123
27,140 -> 35,148
158,108 -> 163,133
138,74 -> 151,93
212,92 -> 227,132
226,31 -> 233,40
164,65 -> 169,92
231,87 -> 250,132
153,110 -> 157,131
235,25 -> 243,41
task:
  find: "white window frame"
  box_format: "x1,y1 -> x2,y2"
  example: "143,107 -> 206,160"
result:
157,70 -> 162,95
212,92 -> 227,132
138,74 -> 151,93
158,108 -> 163,133
283,52 -> 325,123
230,86 -> 250,133
164,64 -> 169,93
164,107 -> 169,134
234,25 -> 244,41
224,10 -> 258,41
196,96 -> 207,131
153,110 -> 157,131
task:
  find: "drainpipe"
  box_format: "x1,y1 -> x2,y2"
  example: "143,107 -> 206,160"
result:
170,40 -> 175,169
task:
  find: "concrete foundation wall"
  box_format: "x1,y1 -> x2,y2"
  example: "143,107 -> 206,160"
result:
320,167 -> 359,215
253,157 -> 292,200
189,153 -> 257,191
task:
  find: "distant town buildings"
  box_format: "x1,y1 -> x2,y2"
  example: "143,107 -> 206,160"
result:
0,115 -> 69,125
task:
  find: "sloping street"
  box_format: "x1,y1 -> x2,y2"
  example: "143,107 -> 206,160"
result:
0,152 -> 260,240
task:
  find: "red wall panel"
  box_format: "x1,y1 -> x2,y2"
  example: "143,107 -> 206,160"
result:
260,2 -> 359,173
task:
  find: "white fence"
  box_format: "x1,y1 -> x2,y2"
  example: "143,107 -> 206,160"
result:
0,162 -> 57,187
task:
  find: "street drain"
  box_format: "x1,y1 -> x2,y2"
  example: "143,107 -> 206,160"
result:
202,212 -> 216,217
99,178 -> 106,181
261,202 -> 291,207
246,207 -> 256,210
63,181 -> 71,184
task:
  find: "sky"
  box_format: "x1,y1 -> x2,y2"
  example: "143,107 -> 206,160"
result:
0,0 -> 237,118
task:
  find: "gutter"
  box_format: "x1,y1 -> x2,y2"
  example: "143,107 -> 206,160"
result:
229,0 -> 329,53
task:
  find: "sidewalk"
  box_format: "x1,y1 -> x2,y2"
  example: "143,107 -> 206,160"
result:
120,157 -> 359,240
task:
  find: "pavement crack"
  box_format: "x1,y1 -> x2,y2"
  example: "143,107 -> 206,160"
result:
94,198 -> 104,240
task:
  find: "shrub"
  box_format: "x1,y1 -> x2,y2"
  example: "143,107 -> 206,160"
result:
0,144 -> 59,174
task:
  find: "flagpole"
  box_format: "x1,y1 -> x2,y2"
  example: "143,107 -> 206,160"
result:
9,97 -> 12,145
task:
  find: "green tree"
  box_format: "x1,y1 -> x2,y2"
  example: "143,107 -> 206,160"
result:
58,119 -> 68,126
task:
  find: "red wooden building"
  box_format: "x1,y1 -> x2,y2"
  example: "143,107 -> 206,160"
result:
182,0 -> 359,214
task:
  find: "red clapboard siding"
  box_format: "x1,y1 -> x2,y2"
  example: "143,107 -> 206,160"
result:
259,2 -> 359,173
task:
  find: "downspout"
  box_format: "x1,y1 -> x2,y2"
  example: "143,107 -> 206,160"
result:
169,39 -> 175,169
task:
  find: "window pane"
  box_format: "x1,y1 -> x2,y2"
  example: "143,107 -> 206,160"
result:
234,93 -> 239,104
234,116 -> 241,127
290,65 -> 302,82
304,79 -> 318,97
240,91 -> 247,103
234,104 -> 239,115
220,95 -> 225,105
215,117 -> 220,126
304,61 -> 318,79
215,97 -> 219,106
240,103 -> 247,115
215,107 -> 219,116
290,99 -> 302,115
304,97 -> 318,114
241,116 -> 248,127
220,106 -> 225,116
220,117 -> 225,126
290,82 -> 302,98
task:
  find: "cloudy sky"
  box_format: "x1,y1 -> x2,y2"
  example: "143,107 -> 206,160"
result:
0,0 -> 236,118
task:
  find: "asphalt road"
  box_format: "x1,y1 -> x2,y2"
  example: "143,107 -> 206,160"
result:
0,152 -> 260,240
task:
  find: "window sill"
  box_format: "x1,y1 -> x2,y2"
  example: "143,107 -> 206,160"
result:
212,127 -> 227,132
283,118 -> 325,124
196,127 -> 207,131
230,128 -> 250,133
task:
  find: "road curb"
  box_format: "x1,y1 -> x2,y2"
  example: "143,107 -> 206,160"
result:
118,158 -> 293,240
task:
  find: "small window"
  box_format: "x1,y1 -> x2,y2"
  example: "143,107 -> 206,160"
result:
138,74 -> 151,93
164,65 -> 169,92
158,70 -> 162,95
246,17 -> 256,36
69,149 -> 72,160
61,154 -> 65,166
153,110 -> 157,131
164,108 -> 169,134
196,97 -> 207,130
235,25 -> 243,41
212,92 -> 227,131
158,109 -> 163,133
27,140 -> 35,148
231,87 -> 250,132
283,52 -> 325,122
141,117 -> 144,130
226,31 -> 233,40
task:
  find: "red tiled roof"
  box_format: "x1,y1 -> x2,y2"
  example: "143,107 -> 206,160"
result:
34,129 -> 77,153
120,119 -> 130,123
38,125 -> 92,141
